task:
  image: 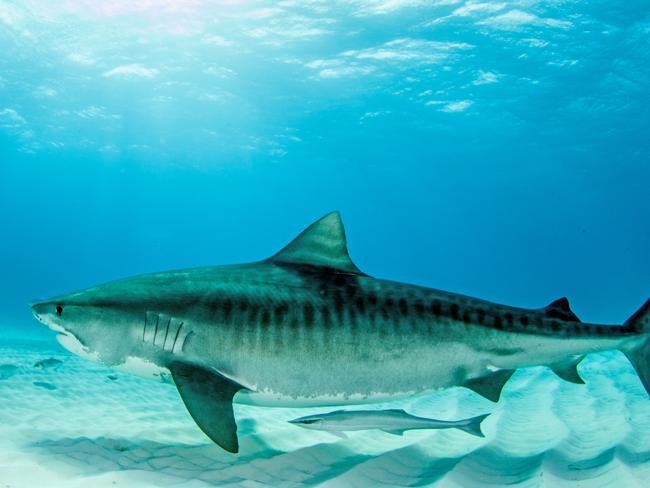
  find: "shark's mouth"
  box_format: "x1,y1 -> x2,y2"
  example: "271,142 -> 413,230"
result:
32,312 -> 77,342
30,313 -> 97,361
56,332 -> 99,362
32,311 -> 66,334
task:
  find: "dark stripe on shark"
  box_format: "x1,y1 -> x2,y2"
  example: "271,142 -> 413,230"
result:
246,304 -> 259,348
393,293 -> 635,337
398,299 -> 409,317
198,277 -> 636,340
303,303 -> 315,327
450,304 -> 460,321
346,284 -> 357,300
349,305 -> 359,337
321,305 -> 332,328
438,304 -> 636,338
261,309 -> 271,327
248,303 -> 259,323
355,297 -> 366,315
333,291 -> 345,322
274,302 -> 288,325
414,301 -> 425,317
477,308 -> 486,324
273,317 -> 284,351
223,299 -> 233,323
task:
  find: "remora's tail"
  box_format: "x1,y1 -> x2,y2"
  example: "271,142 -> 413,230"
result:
622,298 -> 650,395
457,414 -> 490,438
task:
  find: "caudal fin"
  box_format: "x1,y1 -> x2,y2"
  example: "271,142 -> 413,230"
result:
622,298 -> 650,395
458,414 -> 490,438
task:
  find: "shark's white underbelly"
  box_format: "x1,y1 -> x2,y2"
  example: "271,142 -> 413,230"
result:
233,386 -> 427,407
223,339 -> 486,407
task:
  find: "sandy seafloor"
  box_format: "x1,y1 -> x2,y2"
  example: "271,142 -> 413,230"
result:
0,338 -> 649,488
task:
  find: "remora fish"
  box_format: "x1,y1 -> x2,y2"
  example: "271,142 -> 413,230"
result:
30,212 -> 650,453
290,409 -> 489,438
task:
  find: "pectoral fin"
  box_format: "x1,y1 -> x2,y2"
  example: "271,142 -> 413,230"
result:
463,369 -> 515,403
169,361 -> 247,453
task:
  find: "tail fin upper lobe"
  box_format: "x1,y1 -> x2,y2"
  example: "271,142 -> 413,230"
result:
622,298 -> 650,395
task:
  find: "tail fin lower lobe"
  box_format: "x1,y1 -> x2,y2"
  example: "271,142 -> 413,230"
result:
458,414 -> 489,438
622,298 -> 650,395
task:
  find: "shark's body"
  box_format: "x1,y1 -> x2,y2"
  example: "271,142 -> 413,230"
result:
290,409 -> 488,438
31,212 -> 650,453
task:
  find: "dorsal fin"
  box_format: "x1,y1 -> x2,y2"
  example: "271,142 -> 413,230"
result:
269,212 -> 363,274
544,297 -> 581,322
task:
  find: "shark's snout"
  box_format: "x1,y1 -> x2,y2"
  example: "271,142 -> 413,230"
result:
30,299 -> 96,360
31,302 -> 47,323
31,301 -> 66,333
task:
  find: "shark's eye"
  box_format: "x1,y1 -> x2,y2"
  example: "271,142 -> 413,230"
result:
300,419 -> 319,424
56,305 -> 63,316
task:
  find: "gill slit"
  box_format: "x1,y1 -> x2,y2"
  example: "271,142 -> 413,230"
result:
153,315 -> 160,344
163,317 -> 172,349
172,322 -> 184,353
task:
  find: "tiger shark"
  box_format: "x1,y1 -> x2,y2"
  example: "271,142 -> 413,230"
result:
31,212 -> 650,453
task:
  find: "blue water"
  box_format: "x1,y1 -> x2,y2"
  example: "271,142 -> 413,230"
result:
1,1 -> 649,486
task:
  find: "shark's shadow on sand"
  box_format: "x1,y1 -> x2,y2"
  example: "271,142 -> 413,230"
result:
30,434 -> 371,486
29,433 -> 650,487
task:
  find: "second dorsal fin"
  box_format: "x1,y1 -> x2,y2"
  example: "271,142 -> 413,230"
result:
544,297 -> 581,322
269,212 -> 363,275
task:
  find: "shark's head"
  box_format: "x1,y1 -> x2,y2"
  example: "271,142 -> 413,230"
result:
31,283 -> 145,366
288,410 -> 348,431
288,413 -> 328,430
